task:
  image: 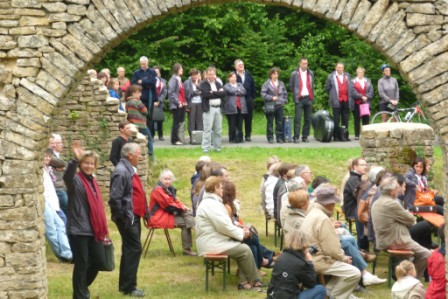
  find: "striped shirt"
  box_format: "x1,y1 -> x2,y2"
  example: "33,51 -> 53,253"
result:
125,96 -> 147,129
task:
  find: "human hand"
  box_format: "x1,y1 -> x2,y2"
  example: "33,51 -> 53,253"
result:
434,189 -> 438,195
391,100 -> 398,106
305,250 -> 313,261
154,102 -> 159,107
138,79 -> 142,84
273,96 -> 278,101
218,88 -> 224,92
71,140 -> 84,160
333,221 -> 342,228
344,256 -> 352,264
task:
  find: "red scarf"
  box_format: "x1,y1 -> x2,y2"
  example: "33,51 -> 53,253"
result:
298,70 -> 313,100
77,172 -> 109,241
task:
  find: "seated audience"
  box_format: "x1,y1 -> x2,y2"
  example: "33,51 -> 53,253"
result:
267,229 -> 326,299
259,156 -> 281,219
301,184 -> 361,298
392,260 -> 426,299
371,177 -> 431,278
283,189 -> 309,234
196,177 -> 263,291
280,179 -> 306,228
148,169 -> 196,256
264,162 -> 281,219
426,225 -> 446,299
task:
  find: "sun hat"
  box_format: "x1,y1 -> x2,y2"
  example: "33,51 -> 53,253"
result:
315,185 -> 341,205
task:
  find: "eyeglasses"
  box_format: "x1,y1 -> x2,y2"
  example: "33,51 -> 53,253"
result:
357,164 -> 368,167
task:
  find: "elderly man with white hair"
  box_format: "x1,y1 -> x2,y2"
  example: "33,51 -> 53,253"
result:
131,56 -> 158,111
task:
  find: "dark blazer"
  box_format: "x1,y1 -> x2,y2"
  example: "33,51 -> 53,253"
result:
289,68 -> 315,103
236,70 -> 256,104
223,83 -> 247,115
325,71 -> 354,110
131,68 -> 158,107
261,79 -> 288,107
343,171 -> 362,217
267,249 -> 318,299
200,80 -> 225,112
168,75 -> 183,110
404,167 -> 428,210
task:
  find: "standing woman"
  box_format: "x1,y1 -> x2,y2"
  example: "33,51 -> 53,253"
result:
351,67 -> 374,140
378,64 -> 399,122
224,72 -> 247,143
63,141 -> 109,299
184,68 -> 203,143
168,63 -> 188,145
151,66 -> 167,141
261,67 -> 288,144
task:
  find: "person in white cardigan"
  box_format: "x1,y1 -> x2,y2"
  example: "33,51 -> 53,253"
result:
196,176 -> 263,291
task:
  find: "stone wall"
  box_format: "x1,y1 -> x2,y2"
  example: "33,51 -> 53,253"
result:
360,123 -> 435,173
50,75 -> 148,200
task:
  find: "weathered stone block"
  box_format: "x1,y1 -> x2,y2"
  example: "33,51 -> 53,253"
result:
11,0 -> 41,8
52,21 -> 66,30
67,4 -> 87,15
61,34 -> 93,62
19,16 -> 49,26
407,13 -> 444,27
17,58 -> 41,68
0,20 -> 19,27
20,78 -> 58,106
8,26 -> 36,35
18,35 -> 49,48
36,28 -> 66,37
49,38 -> 84,69
42,2 -> 67,12
13,8 -> 46,16
49,13 -> 81,22
401,35 -> 448,73
406,3 -> 436,14
12,67 -> 39,78
2,160 -> 39,175
0,195 -> 14,207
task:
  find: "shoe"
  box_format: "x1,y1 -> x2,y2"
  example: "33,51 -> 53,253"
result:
214,148 -> 221,152
238,284 -> 262,292
59,257 -> 73,264
125,288 -> 145,297
174,141 -> 183,145
363,274 -> 386,286
159,137 -> 164,141
302,137 -> 309,143
276,139 -> 283,144
268,139 -> 274,144
202,149 -> 209,153
364,253 -> 377,263
245,137 -> 251,142
354,136 -> 359,140
354,285 -> 366,293
182,249 -> 198,256
293,138 -> 300,144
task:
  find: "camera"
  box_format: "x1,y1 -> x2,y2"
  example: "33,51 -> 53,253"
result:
308,245 -> 318,255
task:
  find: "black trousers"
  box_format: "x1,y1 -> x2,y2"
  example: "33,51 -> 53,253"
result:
332,101 -> 350,140
115,216 -> 142,294
410,220 -> 433,248
353,104 -> 370,137
150,121 -> 163,139
243,100 -> 254,138
293,97 -> 313,140
171,107 -> 186,144
69,235 -> 99,299
227,110 -> 244,143
266,106 -> 284,141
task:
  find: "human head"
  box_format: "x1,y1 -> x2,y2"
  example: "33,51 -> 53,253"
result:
195,160 -> 207,173
314,184 -> 341,210
299,57 -> 308,72
296,165 -> 313,185
356,67 -> 365,78
210,165 -> 229,181
50,133 -> 63,153
266,155 -> 281,170
109,78 -> 120,90
227,72 -> 237,84
97,71 -> 108,85
199,155 -> 211,163
234,59 -> 244,72
288,189 -> 309,210
153,65 -> 161,77
411,157 -> 427,176
172,63 -> 183,76
43,148 -> 53,166
335,62 -> 344,75
206,67 -> 216,82
268,67 -> 280,80
100,68 -> 110,77
121,143 -> 141,167
118,121 -> 132,138
381,64 -> 391,76
311,176 -> 330,190
87,69 -> 97,78
380,176 -> 399,197
190,68 -> 200,81
286,177 -> 306,192
78,150 -> 99,176
278,163 -> 294,179
395,260 -> 416,280
117,66 -> 125,78
284,229 -> 311,251
205,176 -> 223,197
222,180 -> 236,206
159,169 -> 176,188
352,158 -> 368,175
268,162 -> 281,176
140,56 -> 149,70
126,84 -> 142,99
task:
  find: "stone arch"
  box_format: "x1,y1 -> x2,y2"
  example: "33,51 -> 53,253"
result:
1,0 -> 447,296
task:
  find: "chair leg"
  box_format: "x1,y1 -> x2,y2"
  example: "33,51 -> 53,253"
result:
164,228 -> 176,257
205,260 -> 210,291
280,229 -> 284,250
265,219 -> 268,237
143,228 -> 155,258
223,259 -> 227,291
227,256 -> 230,274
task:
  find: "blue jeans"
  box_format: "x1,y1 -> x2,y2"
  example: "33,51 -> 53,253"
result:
340,235 -> 367,272
44,201 -> 72,260
298,284 -> 326,299
56,189 -> 68,215
138,127 -> 154,160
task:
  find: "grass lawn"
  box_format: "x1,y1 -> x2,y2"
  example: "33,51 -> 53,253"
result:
47,147 -> 443,298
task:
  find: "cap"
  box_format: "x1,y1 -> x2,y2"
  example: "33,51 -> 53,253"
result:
381,64 -> 390,72
315,185 -> 341,206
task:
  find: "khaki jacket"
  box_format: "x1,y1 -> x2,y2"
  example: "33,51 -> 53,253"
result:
301,203 -> 345,272
371,195 -> 415,251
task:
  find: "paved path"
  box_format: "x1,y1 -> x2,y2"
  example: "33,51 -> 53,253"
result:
154,135 -> 361,149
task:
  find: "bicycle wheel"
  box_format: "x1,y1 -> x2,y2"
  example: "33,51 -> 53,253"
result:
371,111 -> 399,124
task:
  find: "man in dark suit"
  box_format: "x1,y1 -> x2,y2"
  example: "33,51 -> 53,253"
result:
234,59 -> 256,142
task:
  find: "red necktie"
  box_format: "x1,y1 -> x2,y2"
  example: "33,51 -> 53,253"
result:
236,96 -> 241,109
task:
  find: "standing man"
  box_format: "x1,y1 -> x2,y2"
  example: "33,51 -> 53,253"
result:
343,158 -> 369,251
234,59 -> 256,142
116,66 -> 130,99
200,67 -> 225,153
326,62 -> 353,141
109,121 -> 133,167
289,57 -> 314,143
109,143 -> 148,297
49,133 -> 68,215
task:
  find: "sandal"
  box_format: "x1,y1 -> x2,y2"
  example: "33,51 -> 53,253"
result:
252,280 -> 267,288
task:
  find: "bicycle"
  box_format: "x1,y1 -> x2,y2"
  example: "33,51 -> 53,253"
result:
370,105 -> 427,124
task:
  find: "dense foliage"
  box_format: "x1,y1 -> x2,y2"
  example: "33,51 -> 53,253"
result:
99,3 -> 417,115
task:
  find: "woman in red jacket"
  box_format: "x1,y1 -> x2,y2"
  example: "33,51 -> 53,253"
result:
426,225 -> 446,299
148,169 -> 196,256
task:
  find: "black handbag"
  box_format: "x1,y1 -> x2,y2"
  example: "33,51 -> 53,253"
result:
152,107 -> 165,122
264,102 -> 275,114
92,238 -> 115,272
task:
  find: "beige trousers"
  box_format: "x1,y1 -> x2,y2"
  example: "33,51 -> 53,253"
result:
225,243 -> 260,284
324,261 -> 361,299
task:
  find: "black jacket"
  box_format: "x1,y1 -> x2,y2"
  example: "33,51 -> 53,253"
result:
267,249 -> 317,299
131,68 -> 158,108
109,136 -> 132,166
200,80 -> 225,112
236,70 -> 257,103
343,171 -> 362,217
63,159 -> 95,236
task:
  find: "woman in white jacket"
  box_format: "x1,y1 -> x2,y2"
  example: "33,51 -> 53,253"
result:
196,176 -> 263,291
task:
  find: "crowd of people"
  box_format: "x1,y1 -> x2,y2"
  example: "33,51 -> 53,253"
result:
87,57 -> 401,159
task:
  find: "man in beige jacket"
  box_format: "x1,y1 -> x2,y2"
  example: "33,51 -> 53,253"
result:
371,176 -> 431,278
302,185 -> 361,299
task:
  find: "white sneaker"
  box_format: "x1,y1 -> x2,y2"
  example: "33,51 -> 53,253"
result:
363,274 -> 387,286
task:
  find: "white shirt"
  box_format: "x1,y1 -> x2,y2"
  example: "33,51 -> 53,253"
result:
208,80 -> 221,106
354,77 -> 366,90
43,168 -> 61,211
299,69 -> 309,97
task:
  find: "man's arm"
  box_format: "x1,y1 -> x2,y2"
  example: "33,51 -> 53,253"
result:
109,139 -> 120,166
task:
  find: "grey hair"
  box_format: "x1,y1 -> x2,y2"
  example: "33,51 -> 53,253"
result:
234,59 -> 243,66
159,169 -> 176,181
287,177 -> 306,192
140,56 -> 148,63
284,229 -> 311,251
295,165 -> 309,176
380,177 -> 399,196
369,166 -> 385,183
51,133 -> 62,141
121,142 -> 141,159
